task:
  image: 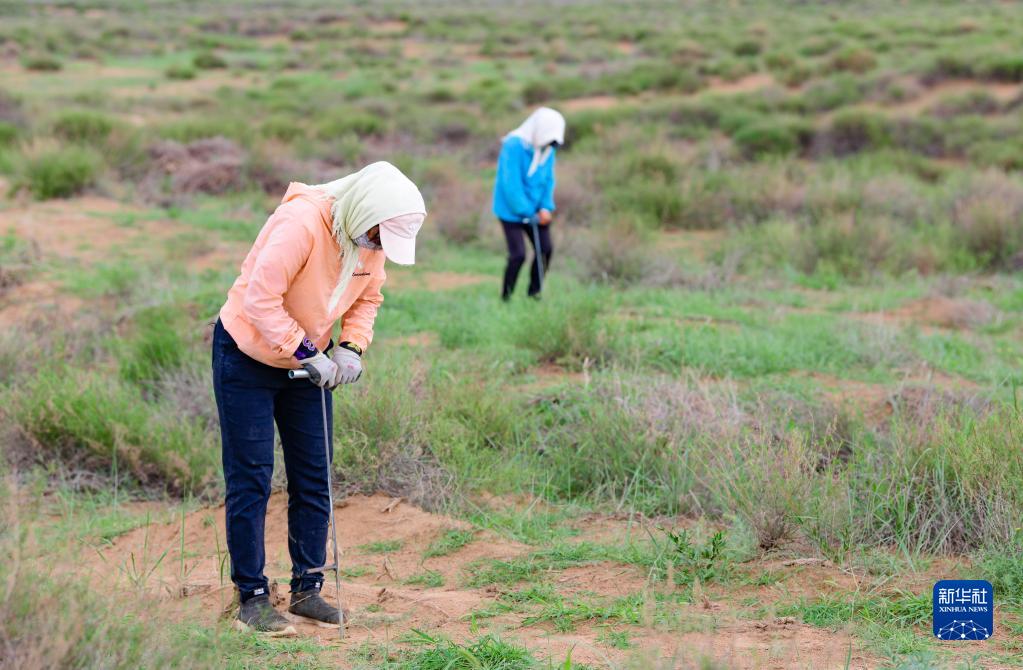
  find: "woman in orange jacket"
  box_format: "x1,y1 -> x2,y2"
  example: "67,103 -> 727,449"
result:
213,162 -> 426,633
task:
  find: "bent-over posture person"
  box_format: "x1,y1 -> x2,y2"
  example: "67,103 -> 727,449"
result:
492,107 -> 565,300
213,162 -> 426,634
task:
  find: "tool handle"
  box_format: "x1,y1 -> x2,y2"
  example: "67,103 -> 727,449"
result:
288,369 -> 310,379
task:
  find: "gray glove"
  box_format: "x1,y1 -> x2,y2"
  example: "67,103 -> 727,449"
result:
330,347 -> 363,385
300,352 -> 339,388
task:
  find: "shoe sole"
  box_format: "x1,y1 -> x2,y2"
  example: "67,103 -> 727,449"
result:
285,611 -> 343,629
232,619 -> 298,637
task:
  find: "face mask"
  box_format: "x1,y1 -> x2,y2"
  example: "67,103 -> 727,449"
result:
354,232 -> 382,250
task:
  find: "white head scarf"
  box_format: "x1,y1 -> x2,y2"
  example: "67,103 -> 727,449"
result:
505,107 -> 566,177
313,162 -> 426,310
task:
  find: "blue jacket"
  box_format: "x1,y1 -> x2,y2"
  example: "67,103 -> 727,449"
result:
492,137 -> 556,223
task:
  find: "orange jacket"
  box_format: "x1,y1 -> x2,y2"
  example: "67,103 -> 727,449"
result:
219,183 -> 385,369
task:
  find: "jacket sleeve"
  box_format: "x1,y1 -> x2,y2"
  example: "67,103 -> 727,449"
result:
496,141 -> 535,222
541,155 -> 556,212
339,262 -> 385,351
241,210 -> 312,359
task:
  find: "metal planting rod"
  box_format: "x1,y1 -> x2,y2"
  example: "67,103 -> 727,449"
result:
289,368 -> 343,639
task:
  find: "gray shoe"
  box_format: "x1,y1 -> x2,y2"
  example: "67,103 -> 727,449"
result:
289,589 -> 344,628
235,594 -> 297,637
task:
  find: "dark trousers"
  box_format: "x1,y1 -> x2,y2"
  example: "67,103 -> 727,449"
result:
211,319 -> 332,602
501,220 -> 552,300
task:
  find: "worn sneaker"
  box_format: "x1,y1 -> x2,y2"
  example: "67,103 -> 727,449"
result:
235,594 -> 297,637
288,589 -> 345,628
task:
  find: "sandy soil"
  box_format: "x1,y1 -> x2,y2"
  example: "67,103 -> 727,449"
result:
74,493 -> 889,668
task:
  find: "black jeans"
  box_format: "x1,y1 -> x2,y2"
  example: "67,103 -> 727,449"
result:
501,220 -> 552,299
211,319 -> 333,602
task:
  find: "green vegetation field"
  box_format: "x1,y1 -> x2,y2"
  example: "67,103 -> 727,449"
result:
1,1 -> 1021,668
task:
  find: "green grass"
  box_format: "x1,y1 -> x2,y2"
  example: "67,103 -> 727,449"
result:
359,540 -> 404,554
404,570 -> 445,588
423,529 -> 476,558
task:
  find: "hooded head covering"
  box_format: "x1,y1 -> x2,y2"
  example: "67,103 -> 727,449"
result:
506,107 -> 566,177
313,162 -> 426,310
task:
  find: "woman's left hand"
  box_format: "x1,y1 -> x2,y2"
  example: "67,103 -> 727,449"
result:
330,347 -> 363,386
538,209 -> 553,225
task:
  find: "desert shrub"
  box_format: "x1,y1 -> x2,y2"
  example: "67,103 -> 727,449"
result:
733,118 -> 812,159
732,39 -> 762,57
889,117 -> 947,157
979,54 -> 1023,83
819,109 -> 892,155
463,77 -> 517,113
21,147 -> 100,199
795,74 -> 865,112
924,53 -> 975,83
567,218 -> 653,285
799,36 -> 842,57
833,407 -> 1022,553
141,137 -> 248,202
157,118 -> 251,143
164,64 -> 196,80
604,178 -> 684,227
511,288 -> 608,366
0,121 -> 18,147
928,91 -> 1000,117
950,172 -> 1023,268
52,110 -> 115,145
827,47 -> 877,74
260,115 -> 306,142
22,54 -> 63,72
521,79 -> 553,105
422,86 -> 456,103
315,110 -> 386,138
192,51 -> 227,69
602,62 -> 702,95
540,381 -> 695,515
967,139 -> 1023,171
776,61 -> 814,87
5,366 -> 219,494
764,51 -> 796,71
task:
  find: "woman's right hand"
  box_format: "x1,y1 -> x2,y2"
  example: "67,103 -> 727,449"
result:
537,209 -> 553,225
300,352 -> 340,388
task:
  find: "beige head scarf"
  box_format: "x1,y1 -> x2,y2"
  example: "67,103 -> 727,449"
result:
313,162 -> 426,310
506,107 -> 566,176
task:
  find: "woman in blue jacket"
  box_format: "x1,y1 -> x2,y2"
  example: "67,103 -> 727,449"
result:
492,107 -> 566,300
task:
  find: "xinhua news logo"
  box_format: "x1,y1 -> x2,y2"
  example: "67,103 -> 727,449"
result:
933,580 -> 993,641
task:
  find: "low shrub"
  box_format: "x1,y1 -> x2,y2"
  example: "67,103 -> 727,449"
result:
732,39 -> 762,57
192,51 -> 227,69
0,121 -> 19,147
22,54 -> 63,72
795,74 -> 865,112
733,118 -> 812,159
951,171 -> 1023,268
52,110 -> 116,145
924,53 -> 975,83
315,110 -> 387,138
819,109 -> 892,155
827,47 -> 877,74
521,80 -> 554,105
164,64 -> 196,80
5,366 -> 219,494
979,54 -> 1023,83
21,146 -> 101,199
260,115 -> 306,142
